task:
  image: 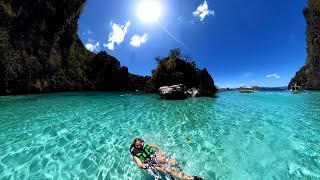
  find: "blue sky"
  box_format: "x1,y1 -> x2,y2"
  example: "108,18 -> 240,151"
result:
78,0 -> 307,88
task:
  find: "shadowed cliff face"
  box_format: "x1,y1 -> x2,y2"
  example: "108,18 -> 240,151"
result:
0,0 -> 93,94
289,0 -> 320,89
0,0 -> 148,95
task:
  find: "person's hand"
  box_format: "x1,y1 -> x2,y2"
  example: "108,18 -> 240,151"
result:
142,164 -> 148,169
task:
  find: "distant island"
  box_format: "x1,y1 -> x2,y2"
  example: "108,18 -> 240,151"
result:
289,0 -> 320,90
219,86 -> 288,92
0,0 -> 217,96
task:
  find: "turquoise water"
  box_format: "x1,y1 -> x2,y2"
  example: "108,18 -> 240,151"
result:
0,91 -> 319,179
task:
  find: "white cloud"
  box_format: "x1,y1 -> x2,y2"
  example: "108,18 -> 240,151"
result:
130,33 -> 148,47
266,74 -> 280,78
252,80 -> 256,83
266,74 -> 276,78
85,42 -> 100,52
104,21 -> 131,50
103,42 -> 114,50
193,1 -> 214,21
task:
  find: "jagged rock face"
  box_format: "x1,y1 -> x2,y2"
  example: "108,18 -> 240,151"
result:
0,0 -> 93,94
87,52 -> 129,91
128,74 -> 150,91
289,0 -> 320,89
197,68 -> 217,96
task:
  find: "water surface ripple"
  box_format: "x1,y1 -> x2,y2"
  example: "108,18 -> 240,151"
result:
0,91 -> 319,179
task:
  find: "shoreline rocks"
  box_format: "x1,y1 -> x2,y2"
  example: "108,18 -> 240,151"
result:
158,84 -> 203,100
159,84 -> 187,100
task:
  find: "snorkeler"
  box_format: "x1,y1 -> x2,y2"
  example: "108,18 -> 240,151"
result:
129,138 -> 205,180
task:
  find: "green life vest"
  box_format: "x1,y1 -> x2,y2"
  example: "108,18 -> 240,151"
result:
130,143 -> 154,163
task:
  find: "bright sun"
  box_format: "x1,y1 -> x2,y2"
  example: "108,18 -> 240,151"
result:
137,1 -> 162,23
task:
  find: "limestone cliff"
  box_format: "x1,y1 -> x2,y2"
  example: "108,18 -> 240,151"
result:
0,0 -> 146,95
289,0 -> 320,89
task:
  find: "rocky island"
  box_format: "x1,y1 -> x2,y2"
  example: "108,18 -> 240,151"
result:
145,49 -> 217,99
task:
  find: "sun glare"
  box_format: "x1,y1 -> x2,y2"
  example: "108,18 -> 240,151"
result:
137,1 -> 162,23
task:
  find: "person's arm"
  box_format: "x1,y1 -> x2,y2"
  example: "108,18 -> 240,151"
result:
147,143 -> 166,154
147,143 -> 161,150
133,156 -> 147,169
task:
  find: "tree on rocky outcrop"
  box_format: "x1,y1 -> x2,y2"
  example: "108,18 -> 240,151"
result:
145,49 -> 217,96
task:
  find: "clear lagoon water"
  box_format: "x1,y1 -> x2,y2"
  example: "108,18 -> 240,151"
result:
0,91 -> 319,180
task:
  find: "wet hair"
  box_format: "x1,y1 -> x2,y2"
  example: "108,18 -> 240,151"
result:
131,138 -> 143,147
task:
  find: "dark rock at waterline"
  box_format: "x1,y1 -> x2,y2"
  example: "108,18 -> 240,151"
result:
186,87 -> 201,97
87,51 -> 129,91
128,74 -> 151,91
159,84 -> 187,100
197,68 -> 217,96
289,0 -> 320,90
158,85 -> 203,99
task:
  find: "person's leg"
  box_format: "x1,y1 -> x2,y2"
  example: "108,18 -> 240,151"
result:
153,166 -> 194,180
155,152 -> 178,166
